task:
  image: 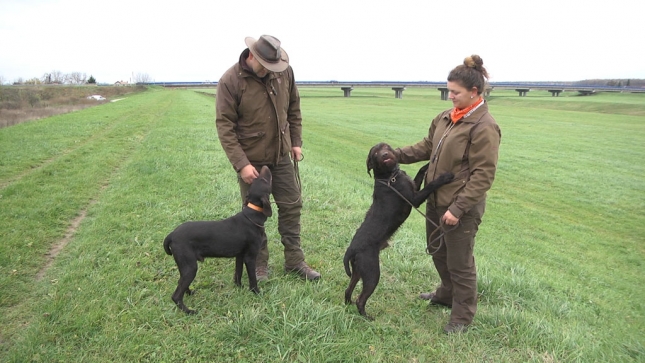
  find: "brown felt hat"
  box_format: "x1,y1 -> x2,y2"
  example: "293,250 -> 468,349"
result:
245,35 -> 289,72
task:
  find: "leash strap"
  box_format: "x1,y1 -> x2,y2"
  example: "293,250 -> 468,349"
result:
242,209 -> 265,229
294,156 -> 302,194
269,154 -> 303,206
425,220 -> 460,255
376,179 -> 440,229
376,179 -> 460,255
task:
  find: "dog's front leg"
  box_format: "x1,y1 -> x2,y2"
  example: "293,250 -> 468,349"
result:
411,172 -> 454,207
412,163 -> 429,190
243,253 -> 260,294
234,255 -> 244,287
410,185 -> 434,208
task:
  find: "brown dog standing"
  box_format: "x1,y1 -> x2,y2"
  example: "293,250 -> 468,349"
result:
343,143 -> 453,319
164,166 -> 272,314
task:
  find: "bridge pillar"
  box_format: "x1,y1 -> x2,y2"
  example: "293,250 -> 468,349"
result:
548,89 -> 563,97
578,90 -> 595,96
438,87 -> 449,100
341,87 -> 353,97
392,87 -> 406,99
515,88 -> 530,97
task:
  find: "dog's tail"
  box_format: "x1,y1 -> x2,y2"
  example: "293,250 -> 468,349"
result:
343,249 -> 354,277
163,233 -> 173,255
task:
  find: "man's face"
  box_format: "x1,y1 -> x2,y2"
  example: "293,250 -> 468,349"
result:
248,53 -> 269,78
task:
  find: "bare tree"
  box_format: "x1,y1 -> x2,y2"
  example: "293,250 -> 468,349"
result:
45,70 -> 65,84
133,72 -> 152,84
66,72 -> 87,85
0,75 -> 6,85
41,73 -> 54,84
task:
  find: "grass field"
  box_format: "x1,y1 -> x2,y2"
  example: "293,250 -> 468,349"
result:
0,86 -> 643,362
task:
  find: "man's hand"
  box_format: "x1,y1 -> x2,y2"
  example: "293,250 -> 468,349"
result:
291,146 -> 302,162
240,164 -> 259,184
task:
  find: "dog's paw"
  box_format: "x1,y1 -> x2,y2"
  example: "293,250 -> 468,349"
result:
186,308 -> 198,315
344,293 -> 354,305
436,172 -> 454,184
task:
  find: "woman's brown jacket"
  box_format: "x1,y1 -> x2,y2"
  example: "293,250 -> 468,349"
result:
395,102 -> 501,219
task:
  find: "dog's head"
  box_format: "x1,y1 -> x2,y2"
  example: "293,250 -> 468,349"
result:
245,166 -> 273,217
366,142 -> 399,177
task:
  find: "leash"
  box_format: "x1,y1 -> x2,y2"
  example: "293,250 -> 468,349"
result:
294,155 -> 302,195
425,219 -> 460,255
376,176 -> 460,255
269,154 -> 303,206
243,208 -> 265,229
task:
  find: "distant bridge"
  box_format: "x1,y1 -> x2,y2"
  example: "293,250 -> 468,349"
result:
146,81 -> 645,96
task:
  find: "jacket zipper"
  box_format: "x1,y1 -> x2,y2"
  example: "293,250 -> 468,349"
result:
431,122 -> 455,165
430,121 -> 455,206
267,78 -> 281,165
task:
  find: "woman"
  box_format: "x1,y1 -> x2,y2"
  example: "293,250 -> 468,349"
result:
395,55 -> 501,334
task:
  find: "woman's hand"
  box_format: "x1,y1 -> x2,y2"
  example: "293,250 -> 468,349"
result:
442,210 -> 459,225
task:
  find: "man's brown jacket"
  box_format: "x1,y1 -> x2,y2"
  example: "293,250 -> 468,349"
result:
216,49 -> 302,172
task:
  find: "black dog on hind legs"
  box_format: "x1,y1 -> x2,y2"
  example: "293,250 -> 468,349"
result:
163,166 -> 272,314
343,143 -> 454,320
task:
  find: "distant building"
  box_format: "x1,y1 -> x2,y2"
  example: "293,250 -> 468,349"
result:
114,80 -> 129,86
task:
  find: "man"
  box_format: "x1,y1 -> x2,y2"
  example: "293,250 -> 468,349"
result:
215,35 -> 320,281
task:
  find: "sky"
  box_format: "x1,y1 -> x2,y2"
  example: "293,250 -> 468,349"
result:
1,0 -> 643,84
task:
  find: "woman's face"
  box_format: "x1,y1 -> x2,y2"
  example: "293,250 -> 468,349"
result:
448,81 -> 478,109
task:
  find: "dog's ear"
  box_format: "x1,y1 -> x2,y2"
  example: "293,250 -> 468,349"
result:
413,163 -> 429,190
366,146 -> 377,176
261,196 -> 273,217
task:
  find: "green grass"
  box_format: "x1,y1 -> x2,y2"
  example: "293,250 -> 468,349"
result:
0,87 -> 643,362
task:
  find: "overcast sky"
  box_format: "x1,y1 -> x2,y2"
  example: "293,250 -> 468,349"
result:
1,0 -> 643,84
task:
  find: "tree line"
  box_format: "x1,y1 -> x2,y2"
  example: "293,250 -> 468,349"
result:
0,72 -> 153,86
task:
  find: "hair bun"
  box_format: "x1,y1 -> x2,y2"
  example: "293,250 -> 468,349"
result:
464,55 -> 483,69
463,55 -> 488,79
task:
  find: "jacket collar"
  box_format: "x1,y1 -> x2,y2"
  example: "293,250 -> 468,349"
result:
441,100 -> 489,125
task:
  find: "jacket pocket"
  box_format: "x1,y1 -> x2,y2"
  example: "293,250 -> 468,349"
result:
237,131 -> 265,140
437,181 -> 466,207
237,131 -> 266,161
434,169 -> 469,207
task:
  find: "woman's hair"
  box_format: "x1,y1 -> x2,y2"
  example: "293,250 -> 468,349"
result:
447,55 -> 489,94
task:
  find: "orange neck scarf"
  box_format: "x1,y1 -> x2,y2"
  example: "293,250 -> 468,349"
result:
450,97 -> 484,123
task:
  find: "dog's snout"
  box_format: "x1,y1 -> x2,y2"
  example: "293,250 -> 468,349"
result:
378,149 -> 392,160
